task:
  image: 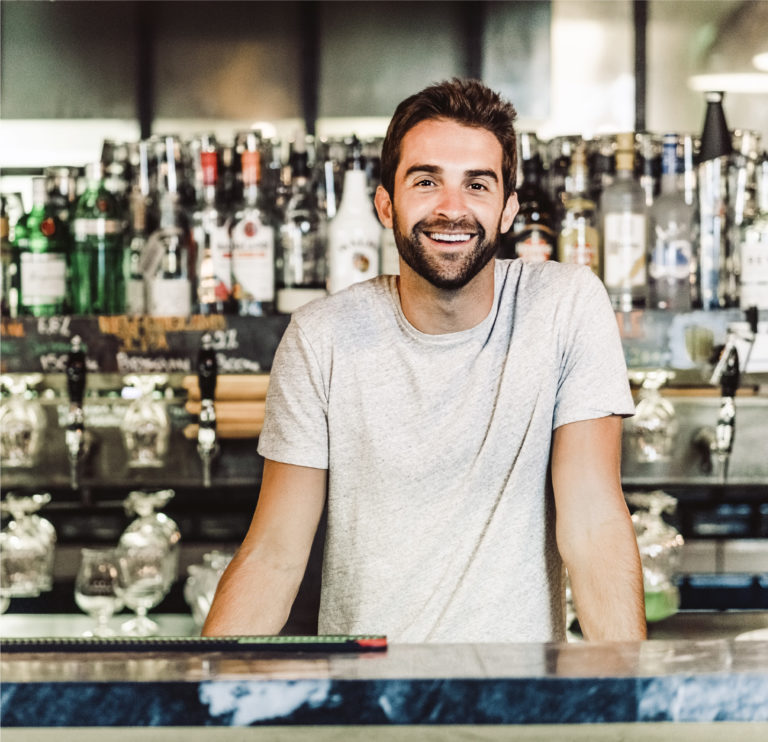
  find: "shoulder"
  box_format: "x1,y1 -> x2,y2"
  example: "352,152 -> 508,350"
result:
496,259 -> 604,307
287,276 -> 397,349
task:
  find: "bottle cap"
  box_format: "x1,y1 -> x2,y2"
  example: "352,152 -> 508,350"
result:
698,91 -> 732,163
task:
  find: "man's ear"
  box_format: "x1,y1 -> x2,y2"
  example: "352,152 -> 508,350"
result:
374,185 -> 394,229
500,191 -> 519,235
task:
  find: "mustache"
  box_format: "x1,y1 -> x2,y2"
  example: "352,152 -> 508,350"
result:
412,216 -> 484,238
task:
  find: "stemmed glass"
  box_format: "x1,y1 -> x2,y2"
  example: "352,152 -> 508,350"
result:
74,547 -> 123,637
116,541 -> 170,636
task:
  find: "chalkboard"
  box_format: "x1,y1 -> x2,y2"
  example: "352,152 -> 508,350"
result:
0,315 -> 291,375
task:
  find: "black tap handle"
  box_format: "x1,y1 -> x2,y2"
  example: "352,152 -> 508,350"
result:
197,333 -> 217,402
720,346 -> 740,398
66,336 -> 87,406
745,306 -> 758,335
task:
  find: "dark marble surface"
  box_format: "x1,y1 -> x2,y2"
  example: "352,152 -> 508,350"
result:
2,639 -> 768,727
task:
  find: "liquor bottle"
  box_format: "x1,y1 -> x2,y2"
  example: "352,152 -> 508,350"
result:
276,147 -> 328,313
697,91 -> 733,310
145,190 -> 194,317
230,142 -> 276,315
548,136 -> 575,230
588,135 -> 615,205
1,197 -> 17,316
125,185 -> 149,315
600,132 -> 647,311
499,133 -> 556,263
71,162 -> 127,315
13,177 -> 69,316
729,130 -> 762,306
557,143 -> 601,277
327,167 -> 381,294
636,133 -> 661,208
193,147 -> 235,314
739,151 -> 768,309
647,134 -> 696,311
44,166 -> 80,227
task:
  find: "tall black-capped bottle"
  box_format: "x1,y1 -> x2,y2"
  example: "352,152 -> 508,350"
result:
71,162 -> 127,315
193,146 -> 236,314
498,133 -> 556,263
697,91 -> 733,309
13,177 -> 69,316
231,137 -> 276,316
0,198 -> 13,316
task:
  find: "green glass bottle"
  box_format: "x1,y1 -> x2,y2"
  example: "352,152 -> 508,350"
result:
71,162 -> 127,315
12,177 -> 69,316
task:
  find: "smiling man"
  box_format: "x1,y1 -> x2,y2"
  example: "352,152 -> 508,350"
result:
203,79 -> 647,644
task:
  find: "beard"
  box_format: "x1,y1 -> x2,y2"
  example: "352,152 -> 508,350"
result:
392,212 -> 502,290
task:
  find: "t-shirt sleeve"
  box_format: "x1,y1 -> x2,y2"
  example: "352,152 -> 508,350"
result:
257,317 -> 330,469
553,269 -> 635,429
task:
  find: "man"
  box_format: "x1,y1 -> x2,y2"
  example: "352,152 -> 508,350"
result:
203,79 -> 646,643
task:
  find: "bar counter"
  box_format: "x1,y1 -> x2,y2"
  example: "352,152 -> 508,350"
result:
2,617 -> 768,740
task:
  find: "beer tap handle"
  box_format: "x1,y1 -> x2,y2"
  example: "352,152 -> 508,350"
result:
196,333 -> 218,488
66,335 -> 87,406
65,336 -> 87,490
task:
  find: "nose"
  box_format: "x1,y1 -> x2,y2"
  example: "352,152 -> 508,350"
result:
434,185 -> 468,221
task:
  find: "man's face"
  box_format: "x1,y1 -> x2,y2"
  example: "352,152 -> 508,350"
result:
375,118 -> 517,290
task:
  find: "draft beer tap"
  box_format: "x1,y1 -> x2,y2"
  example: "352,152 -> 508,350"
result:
196,333 -> 218,488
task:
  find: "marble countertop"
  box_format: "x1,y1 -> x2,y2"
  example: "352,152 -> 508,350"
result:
2,618 -> 768,728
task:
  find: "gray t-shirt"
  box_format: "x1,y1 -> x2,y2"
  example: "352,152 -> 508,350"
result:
258,259 -> 635,642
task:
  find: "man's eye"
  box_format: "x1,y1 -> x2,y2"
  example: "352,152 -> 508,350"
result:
468,182 -> 488,191
415,179 -> 435,187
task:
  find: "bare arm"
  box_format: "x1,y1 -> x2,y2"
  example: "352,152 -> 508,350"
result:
552,415 -> 646,641
201,458 -> 327,636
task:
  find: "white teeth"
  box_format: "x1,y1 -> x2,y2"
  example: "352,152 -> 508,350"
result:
428,232 -> 472,243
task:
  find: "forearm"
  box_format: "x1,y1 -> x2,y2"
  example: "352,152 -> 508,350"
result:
201,543 -> 304,636
563,514 -> 647,641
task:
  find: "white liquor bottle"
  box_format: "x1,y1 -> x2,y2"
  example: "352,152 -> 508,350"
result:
328,168 -> 381,294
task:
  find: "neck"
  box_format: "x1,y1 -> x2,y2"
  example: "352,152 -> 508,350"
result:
396,259 -> 496,334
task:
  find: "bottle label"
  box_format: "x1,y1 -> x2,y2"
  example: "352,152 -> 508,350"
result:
740,228 -> 768,309
514,226 -> 555,262
558,219 -> 599,274
20,252 -> 67,304
329,235 -> 380,293
73,218 -> 123,240
231,216 -> 275,302
603,213 -> 646,288
195,223 -> 233,305
649,236 -> 693,281
148,276 -> 192,317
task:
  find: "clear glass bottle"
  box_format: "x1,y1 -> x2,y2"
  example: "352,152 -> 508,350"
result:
276,146 -> 328,313
1,196 -> 17,317
327,167 -> 381,294
601,132 -> 648,311
647,134 -> 696,311
71,162 -> 127,315
231,139 -> 276,316
557,143 -> 601,277
739,151 -> 768,309
499,132 -> 556,263
13,177 -> 69,316
125,185 -> 149,315
193,146 -> 236,314
145,189 -> 193,317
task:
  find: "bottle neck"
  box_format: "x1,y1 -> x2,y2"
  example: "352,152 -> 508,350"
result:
338,169 -> 371,213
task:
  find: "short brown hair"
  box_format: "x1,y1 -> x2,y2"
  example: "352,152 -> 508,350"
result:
380,78 -> 518,201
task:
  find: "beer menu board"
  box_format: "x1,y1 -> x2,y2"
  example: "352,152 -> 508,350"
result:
0,314 -> 291,375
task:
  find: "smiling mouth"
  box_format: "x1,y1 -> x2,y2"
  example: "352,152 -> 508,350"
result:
424,231 -> 475,244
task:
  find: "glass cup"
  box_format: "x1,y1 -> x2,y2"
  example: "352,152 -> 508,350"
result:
0,375 -> 46,468
74,547 -> 123,637
120,375 -> 171,468
116,542 -> 170,636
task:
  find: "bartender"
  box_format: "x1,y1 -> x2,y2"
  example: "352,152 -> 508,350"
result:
203,78 -> 647,643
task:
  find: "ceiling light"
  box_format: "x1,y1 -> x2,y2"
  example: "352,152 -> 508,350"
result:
689,73 -> 768,94
753,52 -> 768,72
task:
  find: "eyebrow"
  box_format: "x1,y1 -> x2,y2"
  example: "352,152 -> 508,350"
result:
403,164 -> 499,182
